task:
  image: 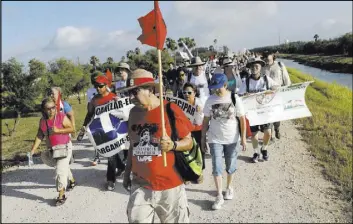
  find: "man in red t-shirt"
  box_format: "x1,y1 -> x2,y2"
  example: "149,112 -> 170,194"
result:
120,69 -> 194,223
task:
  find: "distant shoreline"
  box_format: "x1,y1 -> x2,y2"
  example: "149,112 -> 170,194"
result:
278,54 -> 352,74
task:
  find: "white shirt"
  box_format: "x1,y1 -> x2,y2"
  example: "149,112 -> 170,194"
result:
203,92 -> 245,144
238,75 -> 279,95
263,61 -> 291,86
190,71 -> 210,105
192,97 -> 205,126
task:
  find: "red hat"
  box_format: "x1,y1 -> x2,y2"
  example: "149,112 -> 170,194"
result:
95,75 -> 110,85
116,69 -> 158,93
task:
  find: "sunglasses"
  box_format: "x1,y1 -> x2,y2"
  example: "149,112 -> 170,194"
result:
183,91 -> 193,95
45,106 -> 56,111
94,84 -> 106,89
128,88 -> 141,96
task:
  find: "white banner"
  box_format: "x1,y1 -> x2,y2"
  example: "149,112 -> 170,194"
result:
241,82 -> 313,126
86,98 -> 135,157
156,94 -> 202,122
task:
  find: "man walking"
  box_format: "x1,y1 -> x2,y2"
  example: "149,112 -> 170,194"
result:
121,69 -> 194,223
238,58 -> 280,163
262,51 -> 291,139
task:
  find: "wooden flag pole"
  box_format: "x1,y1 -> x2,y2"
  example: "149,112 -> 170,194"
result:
157,49 -> 167,167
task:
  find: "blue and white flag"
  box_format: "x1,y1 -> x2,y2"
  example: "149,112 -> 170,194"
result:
86,97 -> 135,157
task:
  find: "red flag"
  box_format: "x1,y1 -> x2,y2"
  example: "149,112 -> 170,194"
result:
105,69 -> 113,88
137,1 -> 167,50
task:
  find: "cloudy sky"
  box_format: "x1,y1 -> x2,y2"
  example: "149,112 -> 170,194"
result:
2,1 -> 352,64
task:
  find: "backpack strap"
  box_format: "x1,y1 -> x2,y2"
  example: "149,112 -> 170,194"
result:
263,75 -> 269,90
278,61 -> 285,86
246,77 -> 250,93
166,103 -> 179,141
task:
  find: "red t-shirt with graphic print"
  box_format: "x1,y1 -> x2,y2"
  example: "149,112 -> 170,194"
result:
129,100 -> 193,191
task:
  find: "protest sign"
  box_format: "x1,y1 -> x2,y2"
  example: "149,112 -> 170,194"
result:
241,82 -> 313,126
86,97 -> 135,157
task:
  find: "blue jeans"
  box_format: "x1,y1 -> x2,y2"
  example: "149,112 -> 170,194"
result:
209,142 -> 240,176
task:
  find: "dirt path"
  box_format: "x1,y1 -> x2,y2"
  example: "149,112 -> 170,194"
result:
1,121 -> 351,223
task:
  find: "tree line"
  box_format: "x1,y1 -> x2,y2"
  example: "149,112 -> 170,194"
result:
250,32 -> 353,56
1,36 -> 228,122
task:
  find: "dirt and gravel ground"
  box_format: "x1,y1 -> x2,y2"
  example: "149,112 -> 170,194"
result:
1,121 -> 352,223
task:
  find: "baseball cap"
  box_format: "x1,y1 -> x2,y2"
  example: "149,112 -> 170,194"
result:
209,73 -> 228,89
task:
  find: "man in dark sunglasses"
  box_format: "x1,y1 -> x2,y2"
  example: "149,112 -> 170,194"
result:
80,75 -> 126,191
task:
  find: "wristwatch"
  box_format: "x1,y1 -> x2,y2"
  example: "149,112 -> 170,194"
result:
172,141 -> 177,151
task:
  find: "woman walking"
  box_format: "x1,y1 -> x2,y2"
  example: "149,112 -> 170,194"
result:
30,97 -> 76,206
181,82 -> 206,172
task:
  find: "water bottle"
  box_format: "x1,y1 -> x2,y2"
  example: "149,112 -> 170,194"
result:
27,152 -> 34,167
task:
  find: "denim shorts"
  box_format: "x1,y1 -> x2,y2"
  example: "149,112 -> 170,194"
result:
208,142 -> 240,176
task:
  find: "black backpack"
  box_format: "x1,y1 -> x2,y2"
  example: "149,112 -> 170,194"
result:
246,75 -> 269,93
165,103 -> 203,183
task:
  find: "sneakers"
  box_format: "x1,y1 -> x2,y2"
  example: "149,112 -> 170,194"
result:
261,149 -> 269,161
212,195 -> 224,210
107,181 -> 115,191
91,157 -> 101,166
252,153 -> 259,163
224,188 -> 234,200
275,129 -> 281,139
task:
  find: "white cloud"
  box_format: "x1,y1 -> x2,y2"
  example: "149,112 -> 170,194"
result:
45,26 -> 95,50
3,1 -> 352,64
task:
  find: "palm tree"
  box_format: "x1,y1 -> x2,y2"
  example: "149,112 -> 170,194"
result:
107,57 -> 113,64
177,37 -> 186,49
126,50 -> 135,60
209,45 -> 215,52
90,56 -> 99,71
314,34 -> 319,42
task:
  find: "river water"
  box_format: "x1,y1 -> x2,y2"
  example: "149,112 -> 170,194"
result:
278,58 -> 352,90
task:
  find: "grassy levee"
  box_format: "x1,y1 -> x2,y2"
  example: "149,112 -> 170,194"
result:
280,54 -> 353,74
288,67 -> 352,200
1,97 -> 88,163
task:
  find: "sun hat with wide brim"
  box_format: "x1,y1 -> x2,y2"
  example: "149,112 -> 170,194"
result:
116,69 -> 159,93
246,57 -> 266,68
222,58 -> 235,67
188,56 -> 206,67
117,62 -> 131,72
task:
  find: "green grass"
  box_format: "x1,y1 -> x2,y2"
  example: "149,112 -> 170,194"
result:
1,96 -> 88,161
288,67 -> 352,200
280,53 -> 353,65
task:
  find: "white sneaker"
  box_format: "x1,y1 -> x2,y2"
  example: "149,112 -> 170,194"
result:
212,195 -> 224,210
224,187 -> 234,200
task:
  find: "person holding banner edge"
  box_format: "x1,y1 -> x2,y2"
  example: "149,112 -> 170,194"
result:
238,57 -> 280,163
121,69 -> 194,223
81,75 -> 126,191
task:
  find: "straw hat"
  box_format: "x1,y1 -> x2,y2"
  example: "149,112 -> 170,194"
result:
117,62 -> 131,72
116,69 -> 159,93
246,57 -> 265,68
188,56 -> 206,67
222,58 -> 235,67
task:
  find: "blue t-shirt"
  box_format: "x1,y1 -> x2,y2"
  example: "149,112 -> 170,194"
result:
62,101 -> 72,114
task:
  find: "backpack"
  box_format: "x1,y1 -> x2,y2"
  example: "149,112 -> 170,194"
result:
165,103 -> 203,183
246,75 -> 269,93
